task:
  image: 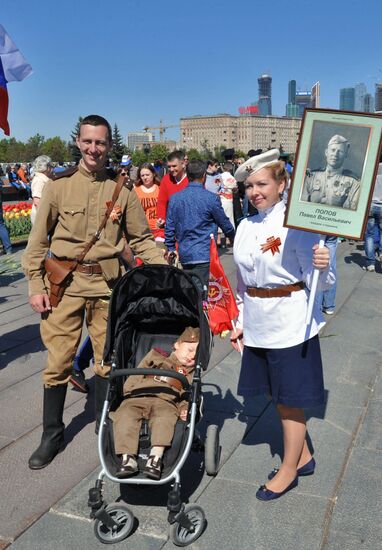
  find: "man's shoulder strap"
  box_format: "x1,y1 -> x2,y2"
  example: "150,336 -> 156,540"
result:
51,166 -> 78,181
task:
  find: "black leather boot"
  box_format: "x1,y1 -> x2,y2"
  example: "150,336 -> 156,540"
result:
29,385 -> 67,470
95,375 -> 109,434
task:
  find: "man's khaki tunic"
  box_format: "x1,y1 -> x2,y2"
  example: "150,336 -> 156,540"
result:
22,164 -> 165,385
112,349 -> 193,455
301,169 -> 360,210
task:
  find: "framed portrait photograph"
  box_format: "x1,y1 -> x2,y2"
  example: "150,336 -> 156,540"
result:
285,108 -> 382,239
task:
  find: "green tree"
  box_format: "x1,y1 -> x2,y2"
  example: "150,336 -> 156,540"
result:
24,134 -> 45,161
200,139 -> 212,160
111,123 -> 125,164
148,144 -> 168,163
42,137 -> 70,162
235,149 -> 247,159
5,138 -> 26,162
0,139 -> 9,162
186,148 -> 202,161
69,116 -> 83,163
213,145 -> 226,163
131,149 -> 148,166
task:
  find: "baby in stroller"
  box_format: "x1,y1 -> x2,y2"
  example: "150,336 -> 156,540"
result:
111,327 -> 200,480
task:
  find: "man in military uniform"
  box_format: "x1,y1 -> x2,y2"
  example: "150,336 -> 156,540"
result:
22,114 -> 165,470
112,327 -> 199,480
301,134 -> 360,210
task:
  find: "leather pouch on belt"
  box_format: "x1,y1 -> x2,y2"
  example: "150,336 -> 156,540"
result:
44,256 -> 77,308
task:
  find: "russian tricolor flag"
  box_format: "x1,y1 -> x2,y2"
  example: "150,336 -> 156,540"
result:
0,24 -> 32,136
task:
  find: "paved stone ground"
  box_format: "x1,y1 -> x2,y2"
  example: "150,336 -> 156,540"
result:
1,241 -> 381,549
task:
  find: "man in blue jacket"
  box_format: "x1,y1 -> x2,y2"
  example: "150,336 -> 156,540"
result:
165,159 -> 235,292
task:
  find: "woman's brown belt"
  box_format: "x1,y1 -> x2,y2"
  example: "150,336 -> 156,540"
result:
246,281 -> 305,298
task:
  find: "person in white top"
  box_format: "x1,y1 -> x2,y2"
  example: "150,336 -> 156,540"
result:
30,155 -> 52,225
231,149 -> 334,501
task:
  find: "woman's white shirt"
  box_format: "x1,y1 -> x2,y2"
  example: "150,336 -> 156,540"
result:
233,201 -> 335,348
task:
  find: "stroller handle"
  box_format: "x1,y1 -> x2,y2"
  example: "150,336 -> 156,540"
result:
109,368 -> 190,391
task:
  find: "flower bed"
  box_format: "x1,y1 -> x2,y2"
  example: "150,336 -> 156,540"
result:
3,202 -> 32,239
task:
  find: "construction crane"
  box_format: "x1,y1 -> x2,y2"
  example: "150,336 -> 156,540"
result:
143,119 -> 179,142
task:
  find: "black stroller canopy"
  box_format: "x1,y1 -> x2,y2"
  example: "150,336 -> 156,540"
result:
103,265 -> 211,369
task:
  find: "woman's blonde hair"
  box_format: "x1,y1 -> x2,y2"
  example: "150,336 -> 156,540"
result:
266,160 -> 288,183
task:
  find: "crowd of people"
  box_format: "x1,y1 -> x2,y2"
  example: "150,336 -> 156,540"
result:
6,111 -> 382,502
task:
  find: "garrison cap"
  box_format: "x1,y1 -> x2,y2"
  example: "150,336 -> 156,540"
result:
327,134 -> 349,147
178,327 -> 200,343
234,149 -> 280,182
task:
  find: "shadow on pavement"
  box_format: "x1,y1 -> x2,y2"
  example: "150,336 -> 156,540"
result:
0,324 -> 45,369
65,379 -> 96,443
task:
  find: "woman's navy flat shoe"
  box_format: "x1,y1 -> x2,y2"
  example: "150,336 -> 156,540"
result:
256,477 -> 298,501
268,457 -> 316,480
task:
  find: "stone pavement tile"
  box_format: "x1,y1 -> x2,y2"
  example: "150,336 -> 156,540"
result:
0,373 -> 90,446
320,332 -> 381,390
11,512 -> 164,550
206,332 -> 233,370
0,318 -> 40,343
217,404 -> 283,487
356,399 -> 382,450
326,528 -> 379,550
202,350 -> 269,417
370,369 -> 382,398
0,398 -> 99,542
326,446 -> 382,549
162,478 -> 325,550
0,346 -> 46,390
306,399 -> 364,439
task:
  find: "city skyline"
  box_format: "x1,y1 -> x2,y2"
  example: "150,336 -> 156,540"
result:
2,0 -> 382,143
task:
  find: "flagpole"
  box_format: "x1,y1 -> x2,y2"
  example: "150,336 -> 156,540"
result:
230,319 -> 243,357
305,236 -> 325,325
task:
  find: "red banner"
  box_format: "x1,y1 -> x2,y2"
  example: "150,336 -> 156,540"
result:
207,237 -> 238,335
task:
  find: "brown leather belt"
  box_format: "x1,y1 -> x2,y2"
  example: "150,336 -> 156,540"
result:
247,281 -> 305,298
146,375 -> 183,391
75,262 -> 103,275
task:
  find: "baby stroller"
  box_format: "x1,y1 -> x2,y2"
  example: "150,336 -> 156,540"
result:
88,265 -> 220,546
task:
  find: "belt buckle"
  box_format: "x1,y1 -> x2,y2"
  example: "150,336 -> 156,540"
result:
154,375 -> 162,383
82,262 -> 94,276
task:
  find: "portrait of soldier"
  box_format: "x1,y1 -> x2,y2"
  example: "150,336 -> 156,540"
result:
301,134 -> 361,210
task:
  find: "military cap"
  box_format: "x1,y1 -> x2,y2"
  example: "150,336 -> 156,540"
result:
178,327 -> 200,343
234,149 -> 280,182
327,134 -> 349,147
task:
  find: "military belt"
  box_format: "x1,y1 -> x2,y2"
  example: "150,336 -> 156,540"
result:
75,262 -> 103,275
146,374 -> 183,391
247,281 -> 305,298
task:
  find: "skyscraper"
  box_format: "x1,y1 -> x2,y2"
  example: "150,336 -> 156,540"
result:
339,88 -> 355,111
288,80 -> 296,104
355,83 -> 367,111
375,84 -> 382,112
258,74 -> 272,116
363,93 -> 374,113
295,91 -> 311,117
311,82 -> 320,108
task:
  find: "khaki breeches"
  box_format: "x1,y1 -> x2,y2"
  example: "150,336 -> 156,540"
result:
112,396 -> 179,455
40,293 -> 110,386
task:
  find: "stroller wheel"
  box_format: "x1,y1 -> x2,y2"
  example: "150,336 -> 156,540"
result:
94,503 -> 134,544
205,424 -> 220,476
169,504 -> 206,547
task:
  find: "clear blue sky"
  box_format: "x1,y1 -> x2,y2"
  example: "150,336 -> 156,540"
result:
2,0 -> 382,143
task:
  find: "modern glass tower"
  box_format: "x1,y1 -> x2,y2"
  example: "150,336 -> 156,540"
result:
339,88 -> 355,111
375,84 -> 382,112
258,74 -> 272,116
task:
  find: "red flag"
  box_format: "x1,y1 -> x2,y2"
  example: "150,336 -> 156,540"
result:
207,236 -> 239,335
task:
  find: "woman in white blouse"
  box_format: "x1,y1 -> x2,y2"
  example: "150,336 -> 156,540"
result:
30,155 -> 52,224
231,149 -> 334,501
